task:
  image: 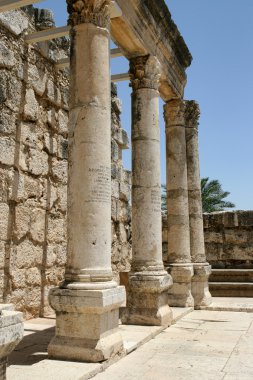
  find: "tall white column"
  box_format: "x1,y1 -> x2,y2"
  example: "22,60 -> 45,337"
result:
48,0 -> 125,362
164,99 -> 194,307
185,101 -> 212,307
121,56 -> 172,326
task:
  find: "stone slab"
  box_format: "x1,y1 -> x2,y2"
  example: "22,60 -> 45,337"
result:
199,297 -> 253,312
171,306 -> 194,323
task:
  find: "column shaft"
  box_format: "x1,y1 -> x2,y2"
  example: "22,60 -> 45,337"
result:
185,101 -> 212,307
121,56 -> 172,326
164,99 -> 194,307
48,0 -> 125,362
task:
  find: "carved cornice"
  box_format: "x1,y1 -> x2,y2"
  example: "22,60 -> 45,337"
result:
129,55 -> 161,91
164,99 -> 186,127
185,100 -> 200,128
67,0 -> 111,28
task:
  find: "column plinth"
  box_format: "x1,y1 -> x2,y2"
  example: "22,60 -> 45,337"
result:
121,56 -> 172,327
185,101 -> 212,307
48,0 -> 125,362
164,99 -> 194,307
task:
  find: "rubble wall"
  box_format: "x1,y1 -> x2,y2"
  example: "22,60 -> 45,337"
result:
0,7 -> 131,319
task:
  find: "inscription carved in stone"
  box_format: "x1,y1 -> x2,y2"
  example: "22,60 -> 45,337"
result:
87,165 -> 111,204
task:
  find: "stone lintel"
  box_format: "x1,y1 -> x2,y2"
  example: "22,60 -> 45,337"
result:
111,0 -> 191,99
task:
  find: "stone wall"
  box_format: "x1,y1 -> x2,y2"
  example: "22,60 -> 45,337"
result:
203,211 -> 253,269
0,7 -> 131,319
162,211 -> 253,270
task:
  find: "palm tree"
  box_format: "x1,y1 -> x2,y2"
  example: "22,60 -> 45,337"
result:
161,178 -> 235,213
201,177 -> 235,213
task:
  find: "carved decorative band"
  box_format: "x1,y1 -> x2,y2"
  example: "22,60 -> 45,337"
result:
67,0 -> 111,28
129,55 -> 161,91
185,100 -> 200,128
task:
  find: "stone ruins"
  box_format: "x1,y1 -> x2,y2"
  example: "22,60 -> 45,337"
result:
4,0 -> 251,375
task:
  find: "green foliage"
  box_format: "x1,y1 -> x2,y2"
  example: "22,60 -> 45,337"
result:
161,178 -> 235,214
201,177 -> 235,213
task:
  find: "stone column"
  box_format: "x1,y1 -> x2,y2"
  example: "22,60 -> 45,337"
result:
164,99 -> 194,307
48,0 -> 125,362
185,101 -> 212,307
121,56 -> 172,326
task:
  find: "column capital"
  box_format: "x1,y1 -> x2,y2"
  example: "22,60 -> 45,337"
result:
67,0 -> 111,28
164,98 -> 186,127
185,100 -> 200,129
129,55 -> 161,91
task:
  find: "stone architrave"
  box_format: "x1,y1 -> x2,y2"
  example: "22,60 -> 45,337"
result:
164,99 -> 194,307
0,305 -> 24,380
121,56 -> 172,326
185,101 -> 212,307
48,0 -> 125,362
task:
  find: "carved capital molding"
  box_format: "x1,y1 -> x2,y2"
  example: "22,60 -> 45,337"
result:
185,100 -> 200,128
129,55 -> 161,91
67,0 -> 111,28
164,99 -> 186,127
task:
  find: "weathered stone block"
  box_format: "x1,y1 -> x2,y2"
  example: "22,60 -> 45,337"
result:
20,122 -> 43,149
0,107 -> 16,135
47,213 -> 66,244
11,269 -> 26,289
57,135 -> 68,159
57,185 -> 67,212
0,41 -> 15,68
0,10 -> 28,35
0,203 -> 9,241
27,148 -> 48,176
24,89 -> 39,121
0,241 -> 5,269
51,159 -> 68,184
0,138 -> 15,166
113,128 -> 129,149
57,109 -> 68,135
13,240 -> 43,269
28,64 -> 47,96
26,267 -> 41,286
44,132 -> 57,155
46,79 -> 61,107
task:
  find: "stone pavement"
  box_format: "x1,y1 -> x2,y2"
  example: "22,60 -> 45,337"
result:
7,300 -> 253,380
95,309 -> 253,380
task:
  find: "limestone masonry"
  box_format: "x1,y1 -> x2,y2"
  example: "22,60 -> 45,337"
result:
203,211 -> 253,269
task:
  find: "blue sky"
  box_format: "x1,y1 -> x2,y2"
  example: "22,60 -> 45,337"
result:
37,0 -> 253,210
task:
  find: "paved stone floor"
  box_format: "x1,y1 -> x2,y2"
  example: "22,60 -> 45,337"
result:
95,310 -> 253,380
7,298 -> 253,380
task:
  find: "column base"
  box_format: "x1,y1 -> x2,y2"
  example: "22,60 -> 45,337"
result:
167,264 -> 194,307
48,286 -> 125,362
120,272 -> 173,327
192,263 -> 212,308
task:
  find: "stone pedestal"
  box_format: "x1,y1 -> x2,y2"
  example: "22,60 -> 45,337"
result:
164,99 -> 194,307
48,0 -> 124,362
121,56 -> 172,326
0,305 -> 23,380
185,101 -> 212,307
48,287 -> 125,362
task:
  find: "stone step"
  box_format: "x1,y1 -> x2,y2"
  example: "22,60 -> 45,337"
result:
209,269 -> 253,283
209,282 -> 253,297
